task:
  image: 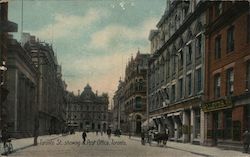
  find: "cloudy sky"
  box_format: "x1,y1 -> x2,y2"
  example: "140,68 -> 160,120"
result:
8,0 -> 165,101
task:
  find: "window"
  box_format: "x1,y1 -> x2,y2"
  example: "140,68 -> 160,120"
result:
215,35 -> 221,59
215,2 -> 222,17
196,35 -> 202,58
86,105 -> 89,111
214,74 -> 221,98
179,78 -> 183,99
186,44 -> 192,65
172,56 -> 176,75
246,61 -> 250,91
226,68 -> 234,95
187,74 -> 192,96
179,51 -> 183,70
171,84 -> 176,101
135,97 -> 142,109
196,68 -> 202,93
227,26 -> 234,52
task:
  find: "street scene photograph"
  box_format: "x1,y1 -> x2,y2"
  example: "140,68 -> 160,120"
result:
0,0 -> 250,156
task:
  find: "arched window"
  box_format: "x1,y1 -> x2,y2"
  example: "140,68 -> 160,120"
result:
135,97 -> 142,109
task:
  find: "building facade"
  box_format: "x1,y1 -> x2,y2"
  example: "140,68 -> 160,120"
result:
148,0 -> 207,144
0,1 -> 17,130
113,79 -> 126,132
24,34 -> 67,135
67,84 -> 109,132
202,1 -> 250,147
113,51 -> 149,135
5,37 -> 37,138
125,52 -> 149,135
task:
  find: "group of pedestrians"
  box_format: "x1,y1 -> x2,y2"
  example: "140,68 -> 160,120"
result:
81,127 -> 112,143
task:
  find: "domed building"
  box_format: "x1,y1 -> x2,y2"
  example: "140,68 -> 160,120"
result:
67,84 -> 109,132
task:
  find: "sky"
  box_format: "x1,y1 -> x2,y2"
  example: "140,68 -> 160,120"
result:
8,0 -> 166,103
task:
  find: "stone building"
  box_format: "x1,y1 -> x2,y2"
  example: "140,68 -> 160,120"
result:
24,34 -> 67,135
148,0 -> 208,144
125,52 -> 149,135
202,1 -> 250,147
67,84 -> 109,132
113,51 -> 149,135
113,79 -> 126,132
5,37 -> 37,138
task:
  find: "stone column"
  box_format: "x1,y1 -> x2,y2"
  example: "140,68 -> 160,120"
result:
173,116 -> 178,140
200,109 -> 205,144
182,110 -> 190,143
190,109 -> 195,143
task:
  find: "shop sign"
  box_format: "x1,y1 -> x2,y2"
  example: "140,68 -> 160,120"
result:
201,99 -> 233,112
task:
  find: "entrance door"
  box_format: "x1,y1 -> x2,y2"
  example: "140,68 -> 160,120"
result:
213,112 -> 218,145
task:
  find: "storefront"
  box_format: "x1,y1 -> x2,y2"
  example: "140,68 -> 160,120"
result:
202,98 -> 237,145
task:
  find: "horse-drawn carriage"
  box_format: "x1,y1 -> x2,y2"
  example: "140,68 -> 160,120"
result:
148,130 -> 168,146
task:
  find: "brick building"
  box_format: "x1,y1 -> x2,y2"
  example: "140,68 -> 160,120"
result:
202,1 -> 250,147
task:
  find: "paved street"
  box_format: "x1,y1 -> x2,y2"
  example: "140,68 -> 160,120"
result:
2,132 -> 248,157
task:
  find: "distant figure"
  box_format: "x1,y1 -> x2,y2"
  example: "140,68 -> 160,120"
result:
243,130 -> 250,153
107,128 -> 111,139
101,130 -> 103,136
1,125 -> 9,147
129,131 -> 131,139
82,130 -> 87,144
96,130 -> 98,136
33,116 -> 39,146
141,131 -> 145,145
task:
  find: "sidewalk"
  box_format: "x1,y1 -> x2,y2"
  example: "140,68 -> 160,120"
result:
0,134 -> 62,156
130,136 -> 250,157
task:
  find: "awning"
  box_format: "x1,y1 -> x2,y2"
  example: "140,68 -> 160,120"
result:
141,118 -> 155,128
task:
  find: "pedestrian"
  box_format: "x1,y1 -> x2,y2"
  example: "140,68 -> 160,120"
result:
1,125 -> 9,148
96,129 -> 98,136
33,116 -> 39,146
82,130 -> 87,144
148,130 -> 152,146
129,131 -> 131,139
243,130 -> 250,153
141,131 -> 145,145
107,127 -> 111,139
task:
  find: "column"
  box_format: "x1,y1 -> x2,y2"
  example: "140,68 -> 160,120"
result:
173,116 -> 178,140
182,110 -> 190,143
190,109 -> 195,143
200,109 -> 205,144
